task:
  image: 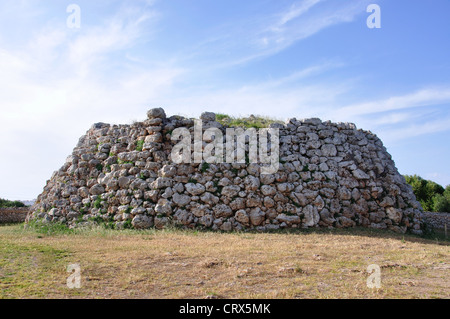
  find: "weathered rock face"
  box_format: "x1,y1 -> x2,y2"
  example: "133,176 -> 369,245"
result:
27,108 -> 425,234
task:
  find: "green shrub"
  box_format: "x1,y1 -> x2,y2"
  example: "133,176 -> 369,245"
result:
136,140 -> 144,152
0,198 -> 26,208
404,175 -> 446,212
215,113 -> 282,129
215,113 -> 231,121
432,194 -> 450,213
201,162 -> 210,173
432,185 -> 450,212
123,220 -> 132,229
93,197 -> 103,209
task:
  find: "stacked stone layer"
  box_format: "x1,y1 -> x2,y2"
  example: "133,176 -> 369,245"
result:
28,108 -> 425,234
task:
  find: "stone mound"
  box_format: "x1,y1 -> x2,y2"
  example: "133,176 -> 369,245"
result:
27,108 -> 425,234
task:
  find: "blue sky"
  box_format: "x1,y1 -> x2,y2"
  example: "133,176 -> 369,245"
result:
0,0 -> 449,200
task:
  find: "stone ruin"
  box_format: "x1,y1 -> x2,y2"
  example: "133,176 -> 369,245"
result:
27,108 -> 425,234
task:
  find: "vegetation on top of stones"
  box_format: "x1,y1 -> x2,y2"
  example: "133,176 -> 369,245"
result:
0,198 -> 26,208
404,175 -> 450,212
215,113 -> 283,129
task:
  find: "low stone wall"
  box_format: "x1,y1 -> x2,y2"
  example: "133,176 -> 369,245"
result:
0,207 -> 29,224
422,212 -> 449,230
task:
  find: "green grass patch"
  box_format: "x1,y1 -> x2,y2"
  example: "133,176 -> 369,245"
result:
25,220 -> 74,236
215,113 -> 283,129
136,140 -> 145,152
0,230 -> 73,298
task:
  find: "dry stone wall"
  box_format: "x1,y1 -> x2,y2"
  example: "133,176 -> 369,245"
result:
0,208 -> 29,224
28,108 -> 425,234
422,212 -> 449,230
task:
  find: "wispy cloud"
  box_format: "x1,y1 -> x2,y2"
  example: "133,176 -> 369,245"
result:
326,86 -> 450,144
1,0 -> 449,198
379,116 -> 450,144
256,60 -> 345,89
273,0 -> 321,30
159,78 -> 350,121
0,1 -> 183,199
334,87 -> 450,118
186,0 -> 370,68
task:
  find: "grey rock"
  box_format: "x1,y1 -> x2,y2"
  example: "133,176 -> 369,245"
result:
222,185 -> 240,198
155,198 -> 172,216
303,205 -> 320,227
118,176 -> 131,189
147,108 -> 166,119
321,144 -> 337,157
185,183 -> 206,196
277,214 -> 301,225
220,222 -> 232,231
387,207 -> 402,224
160,165 -> 177,178
200,112 -> 216,122
199,215 -> 214,227
145,133 -> 163,143
172,193 -> 191,207
131,207 -> 146,215
154,216 -> 169,229
319,209 -> 336,225
201,192 -> 220,205
192,205 -> 211,217
261,185 -> 277,196
89,184 -> 105,195
213,204 -> 233,218
235,209 -> 249,225
132,215 -> 153,229
337,216 -> 356,228
174,209 -> 194,226
249,208 -> 265,226
352,169 -> 370,180
151,177 -> 173,189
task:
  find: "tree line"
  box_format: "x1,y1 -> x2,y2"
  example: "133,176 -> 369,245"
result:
0,198 -> 26,208
404,175 -> 450,213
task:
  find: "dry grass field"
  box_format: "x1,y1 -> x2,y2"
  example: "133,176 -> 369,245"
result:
0,223 -> 448,299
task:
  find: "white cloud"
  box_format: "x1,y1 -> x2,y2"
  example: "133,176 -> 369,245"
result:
67,11 -> 156,74
275,0 -> 321,29
187,0 -> 370,68
253,0 -> 370,58
1,0 -> 449,199
325,87 -> 450,144
158,78 -> 349,121
0,2 -> 183,200
334,88 -> 450,118
378,116 -> 450,144
256,60 -> 345,89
